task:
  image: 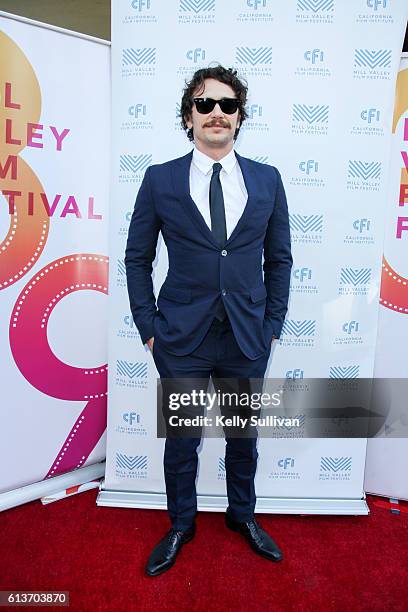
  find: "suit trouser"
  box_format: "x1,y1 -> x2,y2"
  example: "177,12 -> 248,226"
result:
152,317 -> 271,531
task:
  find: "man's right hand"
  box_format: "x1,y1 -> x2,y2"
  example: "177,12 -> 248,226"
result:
147,337 -> 154,352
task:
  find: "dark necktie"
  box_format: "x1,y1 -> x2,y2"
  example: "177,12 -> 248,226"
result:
209,162 -> 227,246
209,162 -> 227,321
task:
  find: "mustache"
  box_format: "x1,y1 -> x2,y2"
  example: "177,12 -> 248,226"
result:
203,119 -> 231,128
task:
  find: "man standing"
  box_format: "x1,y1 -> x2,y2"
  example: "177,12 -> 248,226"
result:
125,65 -> 292,576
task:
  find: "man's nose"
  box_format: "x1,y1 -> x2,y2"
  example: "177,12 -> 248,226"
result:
209,102 -> 224,116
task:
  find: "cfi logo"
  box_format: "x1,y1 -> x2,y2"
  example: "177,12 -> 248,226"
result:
342,321 -> 359,334
122,47 -> 156,66
124,314 -> 134,327
186,48 -> 206,62
116,360 -> 148,379
329,365 -> 359,378
354,49 -> 391,69
293,104 -> 329,124
278,457 -> 295,469
292,267 -> 312,282
366,0 -> 388,9
340,268 -> 371,286
361,108 -> 380,123
348,161 -> 381,180
123,412 -> 141,425
236,47 -> 272,65
285,369 -> 304,379
180,0 -> 216,12
247,0 -> 268,8
247,104 -> 263,119
299,160 -> 318,174
320,456 -> 352,472
353,218 -> 371,232
128,104 -> 147,118
282,320 -> 316,337
297,0 -> 334,11
289,214 -> 323,233
304,49 -> 324,64
131,0 -> 151,9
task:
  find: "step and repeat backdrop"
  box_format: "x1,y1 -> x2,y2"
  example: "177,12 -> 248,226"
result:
104,0 -> 407,510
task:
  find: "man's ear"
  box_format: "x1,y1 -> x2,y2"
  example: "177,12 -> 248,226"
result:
185,114 -> 193,129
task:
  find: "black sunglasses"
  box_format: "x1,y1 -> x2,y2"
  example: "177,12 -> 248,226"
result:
193,97 -> 239,115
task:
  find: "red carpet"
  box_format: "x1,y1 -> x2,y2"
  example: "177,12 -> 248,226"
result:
1,490 -> 407,611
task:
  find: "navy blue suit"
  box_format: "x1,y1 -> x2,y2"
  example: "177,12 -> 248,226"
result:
125,150 -> 292,529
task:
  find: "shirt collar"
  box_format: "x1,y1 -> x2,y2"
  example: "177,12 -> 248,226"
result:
192,147 -> 237,176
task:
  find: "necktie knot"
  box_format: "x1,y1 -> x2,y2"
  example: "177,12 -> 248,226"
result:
212,162 -> 222,175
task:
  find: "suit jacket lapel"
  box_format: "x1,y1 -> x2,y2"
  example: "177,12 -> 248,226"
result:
171,149 -> 258,248
171,150 -> 220,248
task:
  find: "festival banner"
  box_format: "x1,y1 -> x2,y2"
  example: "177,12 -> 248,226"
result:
0,13 -> 110,497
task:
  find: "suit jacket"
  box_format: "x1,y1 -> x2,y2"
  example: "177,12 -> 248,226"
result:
125,150 -> 292,360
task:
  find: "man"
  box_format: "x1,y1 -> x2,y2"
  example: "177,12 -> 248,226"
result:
125,65 -> 292,576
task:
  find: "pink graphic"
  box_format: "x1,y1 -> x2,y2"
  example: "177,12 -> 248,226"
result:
9,254 -> 109,477
380,257 -> 408,314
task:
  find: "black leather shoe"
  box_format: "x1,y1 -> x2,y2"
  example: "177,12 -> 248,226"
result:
225,511 -> 283,562
145,524 -> 196,576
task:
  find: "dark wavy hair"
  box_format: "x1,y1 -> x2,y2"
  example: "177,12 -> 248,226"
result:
180,65 -> 248,142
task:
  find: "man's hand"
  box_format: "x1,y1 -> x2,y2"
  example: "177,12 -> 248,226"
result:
271,335 -> 278,344
147,337 -> 154,352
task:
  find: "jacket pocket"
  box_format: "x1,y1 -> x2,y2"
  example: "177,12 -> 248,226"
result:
159,285 -> 192,304
249,284 -> 267,303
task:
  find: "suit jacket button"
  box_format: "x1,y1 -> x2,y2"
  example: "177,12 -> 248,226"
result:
221,289 -> 227,296
221,249 -> 227,257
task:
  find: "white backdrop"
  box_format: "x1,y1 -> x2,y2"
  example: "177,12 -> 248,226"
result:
102,0 -> 408,513
0,13 -> 110,495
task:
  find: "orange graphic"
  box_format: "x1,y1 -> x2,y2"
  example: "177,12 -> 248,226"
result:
0,32 -> 50,289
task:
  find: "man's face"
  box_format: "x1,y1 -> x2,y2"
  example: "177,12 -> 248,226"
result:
185,78 -> 240,149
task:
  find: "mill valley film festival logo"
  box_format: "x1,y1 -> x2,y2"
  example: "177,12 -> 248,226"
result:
289,214 -> 323,245
353,49 -> 392,81
236,0 -> 275,24
296,0 -> 335,24
178,0 -> 216,24
235,46 -> 273,77
329,365 -> 360,379
123,0 -> 158,24
119,154 -> 152,184
292,104 -> 329,136
268,457 -> 301,480
356,0 -> 394,25
280,319 -> 316,348
121,47 -> 156,78
347,161 -> 381,192
116,452 -> 148,479
116,360 -> 148,390
116,259 -> 127,288
294,48 -> 331,79
289,159 -> 326,189
338,267 -> 372,296
319,456 -> 352,481
350,108 -> 384,138
217,457 -> 226,480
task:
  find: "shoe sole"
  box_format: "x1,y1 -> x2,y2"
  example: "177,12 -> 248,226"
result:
145,531 -> 195,577
225,517 -> 283,562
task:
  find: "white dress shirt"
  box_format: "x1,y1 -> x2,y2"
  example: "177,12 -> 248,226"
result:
189,147 -> 248,239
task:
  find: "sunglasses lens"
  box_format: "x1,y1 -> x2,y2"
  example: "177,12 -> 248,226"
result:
219,99 -> 239,114
194,99 -> 216,114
